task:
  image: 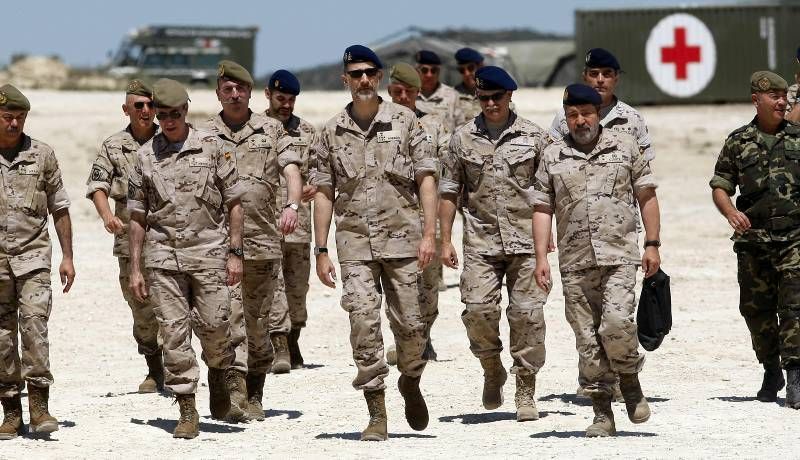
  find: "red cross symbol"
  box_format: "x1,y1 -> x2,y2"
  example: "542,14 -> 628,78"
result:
660,27 -> 701,80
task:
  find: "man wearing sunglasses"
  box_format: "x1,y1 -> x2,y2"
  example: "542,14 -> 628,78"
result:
311,45 -> 438,441
415,50 -> 459,133
439,66 -> 550,422
128,78 -> 249,438
454,47 -> 484,127
86,80 -> 162,395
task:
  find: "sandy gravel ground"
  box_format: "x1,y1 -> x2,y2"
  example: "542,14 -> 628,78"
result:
2,88 -> 798,458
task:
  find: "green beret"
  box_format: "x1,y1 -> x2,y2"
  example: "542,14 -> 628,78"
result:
0,84 -> 30,111
217,60 -> 254,87
389,63 -> 421,89
152,78 -> 189,108
126,79 -> 152,97
750,70 -> 788,93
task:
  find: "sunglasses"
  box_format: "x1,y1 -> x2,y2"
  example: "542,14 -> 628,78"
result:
458,64 -> 477,74
346,68 -> 380,79
133,101 -> 154,110
418,66 -> 439,75
477,92 -> 507,102
155,110 -> 182,121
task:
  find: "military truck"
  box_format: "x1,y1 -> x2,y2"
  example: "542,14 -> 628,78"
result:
109,25 -> 258,85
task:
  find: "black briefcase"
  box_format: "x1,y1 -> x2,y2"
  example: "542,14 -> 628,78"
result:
637,268 -> 672,351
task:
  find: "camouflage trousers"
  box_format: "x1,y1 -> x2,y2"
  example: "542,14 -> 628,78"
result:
735,241 -> 800,369
118,257 -> 161,356
561,264 -> 644,395
460,252 -> 547,376
340,258 -> 428,391
229,259 -> 289,374
0,261 -> 53,398
282,242 -> 310,328
146,268 -> 235,394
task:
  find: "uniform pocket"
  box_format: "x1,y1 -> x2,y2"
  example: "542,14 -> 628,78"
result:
462,154 -> 485,191
196,182 -> 223,209
552,164 -> 586,206
385,153 -> 418,205
504,148 -> 535,188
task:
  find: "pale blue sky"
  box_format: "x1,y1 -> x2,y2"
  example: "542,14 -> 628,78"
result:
7,0 -> 720,75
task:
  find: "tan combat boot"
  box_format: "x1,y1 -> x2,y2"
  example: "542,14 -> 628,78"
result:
28,385 -> 58,434
207,368 -> 229,420
245,372 -> 267,421
398,375 -> 428,430
288,328 -> 304,370
515,374 -> 539,422
138,353 -> 165,393
0,395 -> 24,440
480,355 -> 507,410
173,394 -> 199,439
586,392 -> 616,437
271,333 -> 291,374
619,373 -> 651,423
224,368 -> 250,423
360,389 -> 388,441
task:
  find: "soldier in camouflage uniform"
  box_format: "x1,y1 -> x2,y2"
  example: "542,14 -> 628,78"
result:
86,80 -> 163,394
439,66 -> 549,422
710,71 -> 800,409
264,69 -> 317,370
785,48 -> 800,123
533,84 -> 661,437
311,45 -> 438,441
415,50 -> 460,133
453,48 -> 484,128
128,79 -> 249,438
205,61 -> 303,421
0,85 -> 74,439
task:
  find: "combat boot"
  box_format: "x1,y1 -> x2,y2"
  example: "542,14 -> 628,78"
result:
224,368 -> 250,423
288,328 -> 304,370
619,373 -> 651,423
138,353 -> 165,393
0,395 -> 24,440
270,333 -> 291,374
515,374 -> 539,422
756,361 -> 785,403
28,385 -> 58,434
386,344 -> 398,366
423,337 -> 438,362
207,368 -> 229,420
786,368 -> 800,409
480,355 -> 507,410
398,374 -> 428,430
246,372 -> 267,421
173,394 -> 199,439
360,389 -> 388,441
586,392 -> 616,437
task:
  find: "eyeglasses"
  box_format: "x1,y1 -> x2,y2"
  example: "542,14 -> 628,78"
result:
346,68 -> 380,79
457,64 -> 477,74
133,101 -> 154,110
155,110 -> 182,121
417,66 -> 439,75
477,92 -> 507,102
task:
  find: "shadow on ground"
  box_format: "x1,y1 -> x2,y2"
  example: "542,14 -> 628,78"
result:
530,430 -> 657,438
265,409 -> 303,420
316,432 -> 436,440
539,393 -> 669,407
130,417 -> 246,434
710,395 -> 786,406
439,410 -> 576,425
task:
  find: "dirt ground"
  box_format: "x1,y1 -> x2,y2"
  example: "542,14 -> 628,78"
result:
3,88 -> 798,458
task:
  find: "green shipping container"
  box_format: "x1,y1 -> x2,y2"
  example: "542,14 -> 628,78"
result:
575,3 -> 800,104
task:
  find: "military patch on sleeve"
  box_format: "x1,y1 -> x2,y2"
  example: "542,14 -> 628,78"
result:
90,165 -> 111,182
224,151 -> 232,161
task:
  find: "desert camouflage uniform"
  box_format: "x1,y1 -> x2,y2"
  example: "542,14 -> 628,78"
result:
533,128 -> 657,395
787,83 -> 798,114
709,118 -> 800,369
206,112 -> 300,374
454,83 -> 481,128
128,127 -> 246,394
86,125 -> 160,357
440,112 -> 549,376
416,83 -> 459,134
0,136 -> 70,397
311,100 -> 437,391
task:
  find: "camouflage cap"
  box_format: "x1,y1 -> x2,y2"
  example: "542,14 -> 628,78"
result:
152,78 -> 190,108
126,79 -> 152,97
750,70 -> 788,93
389,62 -> 421,89
217,60 -> 254,87
0,84 -> 30,111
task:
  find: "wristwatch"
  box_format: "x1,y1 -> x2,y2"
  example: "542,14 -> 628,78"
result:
284,202 -> 299,211
229,247 -> 244,257
314,246 -> 328,256
644,240 -> 661,248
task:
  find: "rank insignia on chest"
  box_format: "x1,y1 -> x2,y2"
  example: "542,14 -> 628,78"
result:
248,137 -> 270,150
189,157 -> 213,168
224,151 -> 232,161
376,130 -> 401,143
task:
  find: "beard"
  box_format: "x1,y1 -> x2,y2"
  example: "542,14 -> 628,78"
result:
572,122 -> 599,145
352,85 -> 377,102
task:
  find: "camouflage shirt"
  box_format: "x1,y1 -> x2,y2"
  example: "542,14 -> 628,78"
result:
787,83 -> 799,114
550,98 -> 655,161
0,135 -> 70,276
440,112 -> 549,256
274,114 -> 316,245
128,126 -> 246,271
709,118 -> 800,243
416,82 -> 459,134
86,124 -> 156,258
311,100 -> 437,261
454,83 -> 481,128
533,129 -> 657,272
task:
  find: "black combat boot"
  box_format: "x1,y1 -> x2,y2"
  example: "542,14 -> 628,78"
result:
756,360 -> 785,403
398,374 -> 428,430
786,368 -> 800,409
288,328 -> 304,370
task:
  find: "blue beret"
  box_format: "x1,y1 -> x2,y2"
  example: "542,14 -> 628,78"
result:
474,66 -> 517,91
563,84 -> 601,106
268,69 -> 300,95
415,50 -> 441,65
455,47 -> 484,64
343,45 -> 383,69
585,48 -> 620,71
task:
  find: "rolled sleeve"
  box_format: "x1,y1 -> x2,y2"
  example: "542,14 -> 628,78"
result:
309,133 -> 333,188
438,134 -> 463,196
44,150 -> 70,213
631,147 -> 658,195
709,143 -> 737,196
532,157 -> 554,211
222,181 -> 246,204
277,129 -> 303,169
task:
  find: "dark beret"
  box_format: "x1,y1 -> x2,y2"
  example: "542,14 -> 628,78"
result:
217,60 -> 254,87
126,79 -> 152,97
268,69 -> 300,95
475,66 -> 517,91
415,50 -> 441,65
0,84 -> 30,111
455,47 -> 484,65
343,45 -> 383,69
563,83 -> 602,106
585,48 -> 620,71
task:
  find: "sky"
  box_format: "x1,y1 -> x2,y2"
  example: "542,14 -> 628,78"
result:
5,0 -> 724,76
